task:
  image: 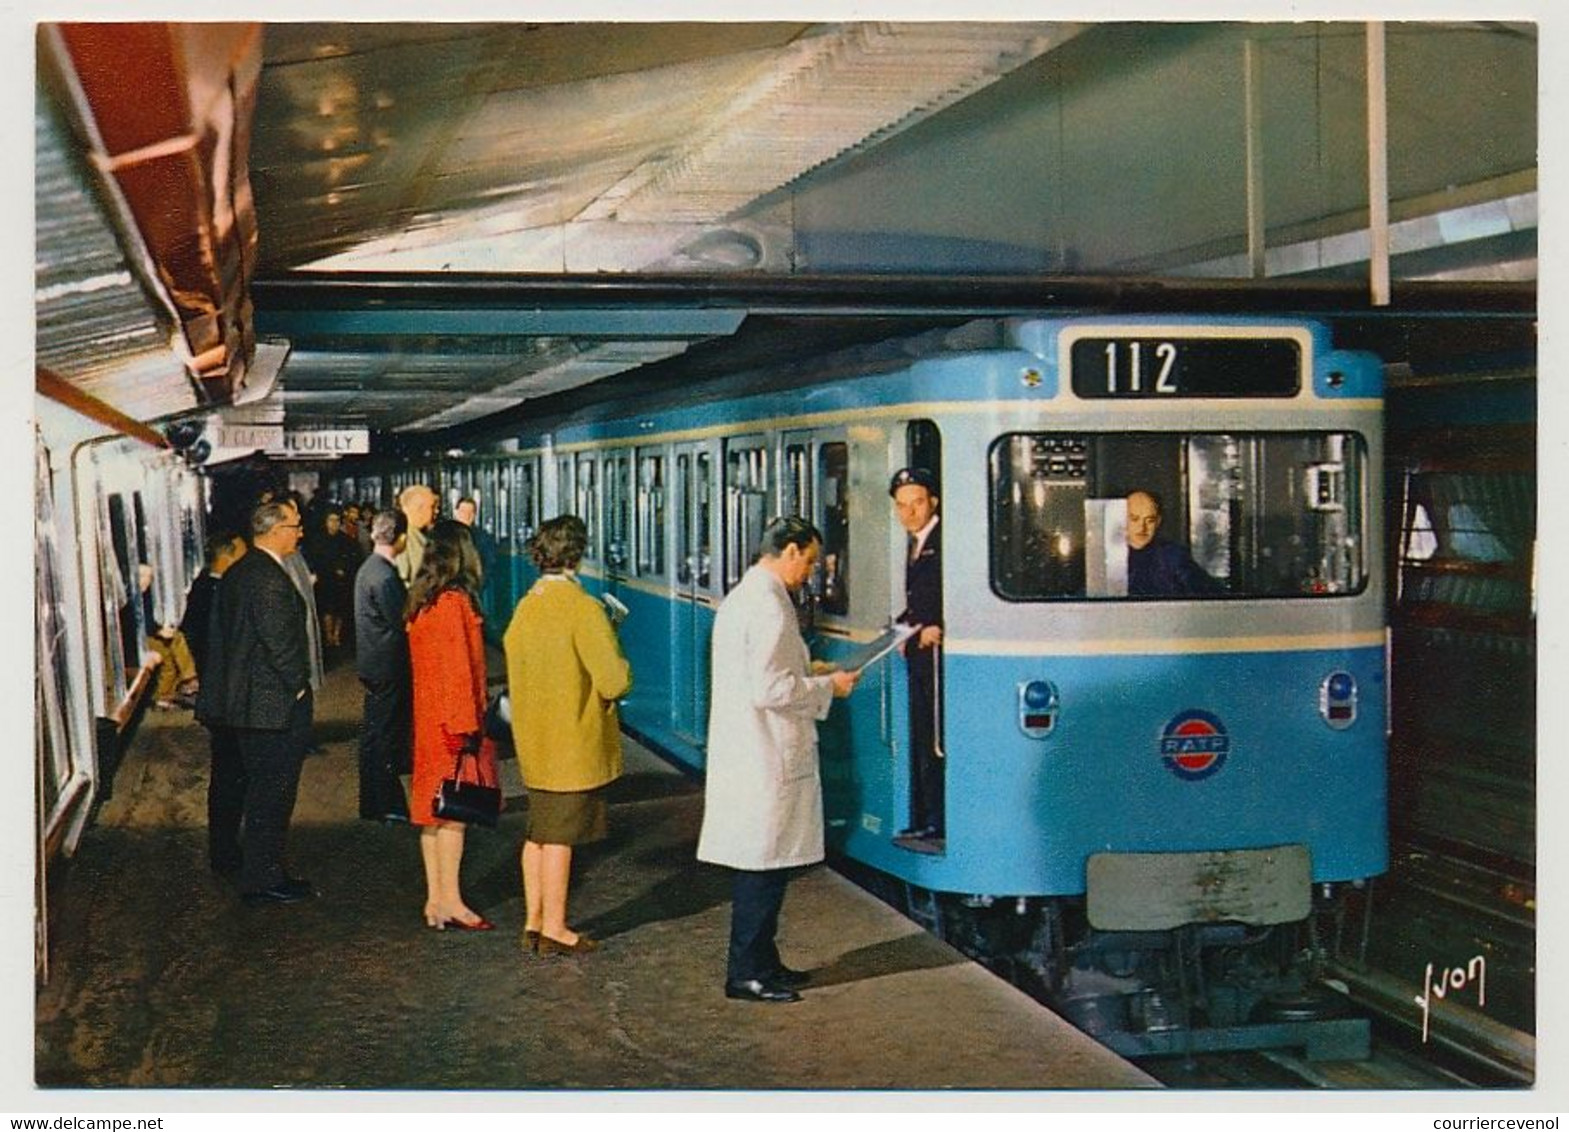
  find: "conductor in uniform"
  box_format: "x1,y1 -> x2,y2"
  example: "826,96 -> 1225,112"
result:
889,467 -> 944,850
697,517 -> 859,1003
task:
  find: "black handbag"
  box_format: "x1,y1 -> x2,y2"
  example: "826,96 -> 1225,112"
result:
433,744 -> 501,828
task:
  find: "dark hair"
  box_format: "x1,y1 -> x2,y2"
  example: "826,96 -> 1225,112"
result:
456,496 -> 477,510
204,530 -> 242,563
758,515 -> 821,558
528,514 -> 587,572
406,519 -> 483,621
370,508 -> 407,547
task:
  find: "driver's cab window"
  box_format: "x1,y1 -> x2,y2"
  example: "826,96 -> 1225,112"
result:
990,431 -> 1367,601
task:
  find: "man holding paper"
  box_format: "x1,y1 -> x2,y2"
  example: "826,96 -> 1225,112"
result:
889,467 -> 945,851
697,517 -> 860,1003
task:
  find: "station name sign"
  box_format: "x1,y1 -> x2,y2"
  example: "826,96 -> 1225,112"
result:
278,429 -> 371,457
214,424 -> 370,458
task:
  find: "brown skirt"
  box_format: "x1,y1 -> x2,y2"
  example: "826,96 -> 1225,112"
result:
526,785 -> 608,846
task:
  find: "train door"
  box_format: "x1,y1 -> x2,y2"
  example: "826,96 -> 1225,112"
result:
892,419 -> 945,845
671,441 -> 715,744
781,427 -> 850,617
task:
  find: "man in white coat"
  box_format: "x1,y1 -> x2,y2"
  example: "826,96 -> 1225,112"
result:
697,516 -> 859,1004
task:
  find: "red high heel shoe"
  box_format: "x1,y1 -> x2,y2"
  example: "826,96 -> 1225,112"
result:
445,915 -> 495,932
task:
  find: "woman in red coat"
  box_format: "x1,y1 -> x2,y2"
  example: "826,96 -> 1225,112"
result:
407,520 -> 497,930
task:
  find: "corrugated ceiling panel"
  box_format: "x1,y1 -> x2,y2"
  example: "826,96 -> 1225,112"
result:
34,88 -> 175,386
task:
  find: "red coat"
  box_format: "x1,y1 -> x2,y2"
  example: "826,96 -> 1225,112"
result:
408,589 -> 495,826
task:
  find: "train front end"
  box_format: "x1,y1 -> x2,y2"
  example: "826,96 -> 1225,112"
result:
870,318 -> 1388,1056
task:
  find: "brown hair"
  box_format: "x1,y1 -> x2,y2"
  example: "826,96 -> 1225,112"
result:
528,514 -> 588,573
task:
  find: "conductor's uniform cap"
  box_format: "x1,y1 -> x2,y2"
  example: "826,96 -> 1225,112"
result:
888,467 -> 938,497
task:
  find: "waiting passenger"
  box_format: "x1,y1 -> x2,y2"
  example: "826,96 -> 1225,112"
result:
195,501 -> 314,906
1126,490 -> 1221,597
504,514 -> 632,956
454,494 -> 499,623
136,563 -> 201,710
395,484 -> 439,585
180,532 -> 247,680
307,507 -> 362,650
180,531 -> 248,881
406,520 -> 497,931
354,509 -> 412,824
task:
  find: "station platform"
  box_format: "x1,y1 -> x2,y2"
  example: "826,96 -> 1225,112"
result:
36,656 -> 1154,1092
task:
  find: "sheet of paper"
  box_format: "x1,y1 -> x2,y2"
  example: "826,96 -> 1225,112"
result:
839,622 -> 919,673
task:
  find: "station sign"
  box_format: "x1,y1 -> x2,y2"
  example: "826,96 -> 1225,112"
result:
278,429 -> 371,458
214,423 -> 285,451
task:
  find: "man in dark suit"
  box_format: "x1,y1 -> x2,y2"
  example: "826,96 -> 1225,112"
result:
1126,490 -> 1222,597
354,508 -> 412,823
197,502 -> 315,906
889,468 -> 945,851
183,530 -> 248,879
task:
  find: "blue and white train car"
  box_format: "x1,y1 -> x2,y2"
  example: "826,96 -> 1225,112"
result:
414,314 -> 1387,1050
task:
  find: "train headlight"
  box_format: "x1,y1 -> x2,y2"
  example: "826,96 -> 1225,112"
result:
1319,671 -> 1358,729
1017,680 -> 1058,739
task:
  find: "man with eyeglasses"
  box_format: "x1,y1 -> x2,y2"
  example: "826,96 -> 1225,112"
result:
196,501 -> 316,906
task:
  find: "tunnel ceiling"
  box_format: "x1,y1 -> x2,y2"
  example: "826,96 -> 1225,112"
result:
35,20 -> 1538,441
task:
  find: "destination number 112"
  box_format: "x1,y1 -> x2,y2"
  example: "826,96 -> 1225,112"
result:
1103,340 -> 1178,394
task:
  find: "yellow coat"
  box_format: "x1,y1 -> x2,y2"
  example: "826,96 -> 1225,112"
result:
503,575 -> 632,792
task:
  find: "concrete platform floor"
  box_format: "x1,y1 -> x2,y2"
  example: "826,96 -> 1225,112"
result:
36,655 -> 1154,1091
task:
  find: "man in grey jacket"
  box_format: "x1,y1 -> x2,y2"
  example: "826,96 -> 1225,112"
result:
696,516 -> 858,1003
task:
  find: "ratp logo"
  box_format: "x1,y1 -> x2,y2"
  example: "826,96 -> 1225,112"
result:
1159,710 -> 1230,780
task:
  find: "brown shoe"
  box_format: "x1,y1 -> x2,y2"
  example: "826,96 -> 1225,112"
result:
538,932 -> 599,955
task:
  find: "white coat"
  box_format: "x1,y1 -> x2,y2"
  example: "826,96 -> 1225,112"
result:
696,564 -> 836,871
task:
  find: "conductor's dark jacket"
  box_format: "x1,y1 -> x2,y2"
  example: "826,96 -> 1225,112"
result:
196,549 -> 310,731
898,520 -> 943,635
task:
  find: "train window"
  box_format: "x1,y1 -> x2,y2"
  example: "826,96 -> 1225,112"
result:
818,442 -> 850,616
724,439 -> 769,591
637,451 -> 667,577
36,439 -> 80,824
496,470 -> 512,545
675,449 -> 713,590
907,419 -> 942,486
1397,469 -> 1534,614
479,463 -> 500,536
575,456 -> 598,562
605,452 -> 632,573
782,439 -> 812,520
676,454 -> 693,586
989,431 -> 1368,600
513,460 -> 538,544
696,452 -> 713,588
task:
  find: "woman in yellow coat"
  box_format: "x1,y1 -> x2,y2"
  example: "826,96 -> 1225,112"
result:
504,515 -> 632,955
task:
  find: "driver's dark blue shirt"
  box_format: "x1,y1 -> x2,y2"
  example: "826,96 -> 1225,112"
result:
1129,538 -> 1221,596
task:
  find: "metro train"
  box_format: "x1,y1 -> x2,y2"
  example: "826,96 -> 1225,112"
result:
34,399 -> 209,977
331,313 -> 1388,1055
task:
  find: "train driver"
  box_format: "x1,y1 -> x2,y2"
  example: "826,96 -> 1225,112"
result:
1125,490 -> 1221,597
889,467 -> 944,851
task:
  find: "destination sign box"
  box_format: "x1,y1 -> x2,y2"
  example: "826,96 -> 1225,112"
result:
1069,336 -> 1301,399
